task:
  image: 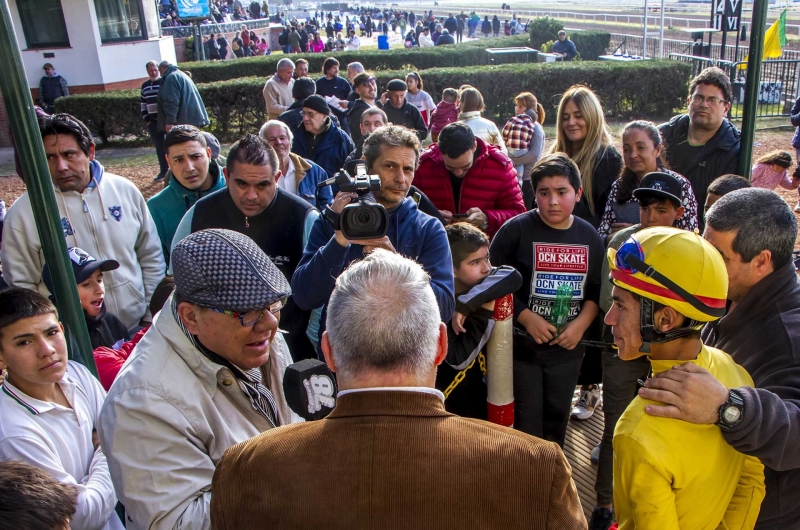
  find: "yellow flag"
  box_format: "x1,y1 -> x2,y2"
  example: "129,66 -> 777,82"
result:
764,9 -> 787,58
739,10 -> 786,68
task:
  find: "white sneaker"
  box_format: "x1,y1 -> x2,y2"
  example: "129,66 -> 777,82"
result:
571,384 -> 602,420
794,203 -> 800,212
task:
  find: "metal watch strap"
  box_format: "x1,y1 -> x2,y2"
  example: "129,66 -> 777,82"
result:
717,389 -> 745,431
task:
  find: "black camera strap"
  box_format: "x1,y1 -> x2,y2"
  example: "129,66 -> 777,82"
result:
323,206 -> 341,231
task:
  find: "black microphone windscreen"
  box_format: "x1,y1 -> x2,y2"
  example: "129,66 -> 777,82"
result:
282,359 -> 338,421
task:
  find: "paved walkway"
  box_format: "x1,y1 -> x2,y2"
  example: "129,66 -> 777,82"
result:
565,409 -> 604,520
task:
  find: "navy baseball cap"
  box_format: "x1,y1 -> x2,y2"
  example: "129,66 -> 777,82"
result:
633,172 -> 684,205
42,247 -> 119,293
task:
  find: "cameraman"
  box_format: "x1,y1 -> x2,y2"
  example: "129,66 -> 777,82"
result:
292,125 -> 455,347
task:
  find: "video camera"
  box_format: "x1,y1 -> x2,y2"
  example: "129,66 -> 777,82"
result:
323,160 -> 388,240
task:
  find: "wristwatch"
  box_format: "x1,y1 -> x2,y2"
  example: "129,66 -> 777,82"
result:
479,219 -> 489,231
716,389 -> 745,430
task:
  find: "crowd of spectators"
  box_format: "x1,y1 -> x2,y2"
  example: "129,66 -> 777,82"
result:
2,49 -> 800,530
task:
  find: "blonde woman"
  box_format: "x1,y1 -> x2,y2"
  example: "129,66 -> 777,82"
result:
458,87 -> 507,153
550,85 -> 622,228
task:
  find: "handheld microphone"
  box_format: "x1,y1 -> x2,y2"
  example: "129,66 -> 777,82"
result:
282,359 -> 338,420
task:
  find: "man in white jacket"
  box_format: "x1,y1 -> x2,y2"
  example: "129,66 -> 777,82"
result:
419,27 -> 434,47
1,114 -> 164,331
262,58 -> 295,120
99,229 -> 300,530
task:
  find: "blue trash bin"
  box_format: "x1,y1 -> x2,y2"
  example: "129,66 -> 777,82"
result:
378,35 -> 389,50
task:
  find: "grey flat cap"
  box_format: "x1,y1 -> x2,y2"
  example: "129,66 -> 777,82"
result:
172,229 -> 291,313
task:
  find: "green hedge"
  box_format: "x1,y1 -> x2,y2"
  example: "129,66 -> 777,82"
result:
571,31 -> 611,61
180,35 -> 532,83
528,17 -> 609,61
56,60 -> 690,143
528,16 -> 563,50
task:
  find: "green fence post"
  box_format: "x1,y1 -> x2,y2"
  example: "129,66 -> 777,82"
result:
738,0 -> 769,178
0,0 -> 97,376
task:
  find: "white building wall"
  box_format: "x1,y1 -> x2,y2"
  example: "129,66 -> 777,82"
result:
97,38 -> 177,85
10,0 -> 174,90
10,0 -> 104,88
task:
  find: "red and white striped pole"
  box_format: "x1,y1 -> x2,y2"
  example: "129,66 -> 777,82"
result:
487,293 -> 514,427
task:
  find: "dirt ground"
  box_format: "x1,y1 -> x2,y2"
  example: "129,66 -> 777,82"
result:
2,126 -> 799,249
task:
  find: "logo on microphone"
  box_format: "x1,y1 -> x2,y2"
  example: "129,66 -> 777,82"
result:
303,375 -> 336,413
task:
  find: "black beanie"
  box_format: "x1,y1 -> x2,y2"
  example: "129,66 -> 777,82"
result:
387,79 -> 407,91
303,94 -> 330,115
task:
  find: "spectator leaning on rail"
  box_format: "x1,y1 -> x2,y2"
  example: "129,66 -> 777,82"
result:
659,67 -> 741,229
263,58 -> 295,121
1,113 -> 164,331
213,249 -> 586,530
292,124 -> 455,347
638,189 -> 800,529
99,229 -> 300,530
414,123 -> 524,238
146,125 -> 226,265
157,60 -> 210,133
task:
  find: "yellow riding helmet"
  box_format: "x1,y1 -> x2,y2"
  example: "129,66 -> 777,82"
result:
607,226 -> 728,322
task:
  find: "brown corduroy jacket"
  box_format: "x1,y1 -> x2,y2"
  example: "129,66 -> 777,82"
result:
211,390 -> 586,529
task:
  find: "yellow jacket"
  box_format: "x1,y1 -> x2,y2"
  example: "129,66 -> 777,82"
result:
613,345 -> 765,529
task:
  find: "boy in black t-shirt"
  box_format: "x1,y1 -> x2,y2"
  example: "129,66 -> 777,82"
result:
435,223 -> 521,419
490,153 -> 603,446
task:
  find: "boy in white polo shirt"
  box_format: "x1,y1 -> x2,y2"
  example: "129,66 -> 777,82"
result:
0,288 -> 123,530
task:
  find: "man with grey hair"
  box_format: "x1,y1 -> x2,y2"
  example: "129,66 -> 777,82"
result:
212,249 -> 586,528
259,119 -> 333,207
293,124 -> 455,349
263,58 -> 295,120
345,61 -> 365,102
638,188 -> 800,528
99,228 -> 299,530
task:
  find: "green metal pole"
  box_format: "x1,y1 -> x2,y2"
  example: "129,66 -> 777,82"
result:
738,0 -> 769,178
0,0 -> 97,376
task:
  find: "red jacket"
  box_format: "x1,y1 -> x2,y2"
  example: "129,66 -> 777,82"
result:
414,138 -> 525,237
93,326 -> 147,390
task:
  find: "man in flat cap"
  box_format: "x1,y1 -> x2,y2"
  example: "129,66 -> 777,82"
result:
291,94 -> 355,184
380,79 -> 428,142
98,229 -> 299,530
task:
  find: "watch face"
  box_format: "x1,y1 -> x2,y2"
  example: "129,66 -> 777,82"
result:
723,405 -> 741,424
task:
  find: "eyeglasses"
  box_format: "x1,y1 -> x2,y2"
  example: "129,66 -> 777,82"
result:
690,94 -> 728,106
209,298 -> 287,327
301,111 -> 322,119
